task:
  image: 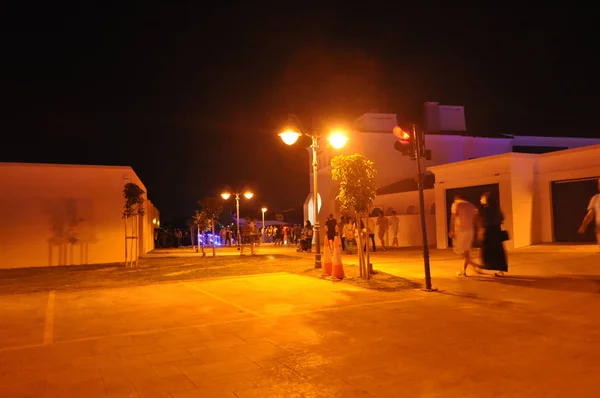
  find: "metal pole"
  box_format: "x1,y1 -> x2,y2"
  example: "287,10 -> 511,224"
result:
413,125 -> 432,290
236,194 -> 241,250
311,135 -> 322,268
262,211 -> 265,243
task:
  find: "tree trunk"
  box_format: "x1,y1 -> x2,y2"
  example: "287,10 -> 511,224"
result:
134,215 -> 139,267
130,217 -> 135,268
355,211 -> 364,278
365,210 -> 373,279
211,220 -> 216,257
124,218 -> 128,267
200,230 -> 205,256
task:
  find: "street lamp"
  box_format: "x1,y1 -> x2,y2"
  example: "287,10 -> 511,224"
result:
261,207 -> 267,243
278,118 -> 349,268
221,190 -> 254,249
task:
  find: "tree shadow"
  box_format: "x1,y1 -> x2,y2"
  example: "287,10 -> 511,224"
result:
336,272 -> 422,292
42,198 -> 98,266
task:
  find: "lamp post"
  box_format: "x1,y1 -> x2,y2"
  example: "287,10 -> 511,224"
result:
279,120 -> 348,269
261,207 -> 267,243
221,190 -> 254,249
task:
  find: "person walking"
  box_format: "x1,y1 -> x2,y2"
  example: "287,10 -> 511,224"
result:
324,214 -> 338,250
240,218 -> 252,255
389,210 -> 399,247
578,178 -> 600,252
449,194 -> 480,276
343,217 -> 356,254
479,192 -> 508,276
376,212 -> 389,250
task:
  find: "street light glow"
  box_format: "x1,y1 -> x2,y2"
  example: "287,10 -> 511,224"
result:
244,192 -> 254,199
221,192 -> 231,200
328,132 -> 348,149
279,130 -> 301,146
261,207 -> 267,213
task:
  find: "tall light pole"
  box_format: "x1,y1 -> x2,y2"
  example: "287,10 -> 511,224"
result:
221,190 -> 253,249
261,207 -> 267,243
279,120 -> 348,269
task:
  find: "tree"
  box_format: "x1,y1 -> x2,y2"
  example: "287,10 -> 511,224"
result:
122,182 -> 146,267
331,154 -> 377,279
192,210 -> 210,256
186,218 -> 195,251
197,197 -> 223,257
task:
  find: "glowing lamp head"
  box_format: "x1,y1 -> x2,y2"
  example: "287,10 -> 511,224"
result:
152,218 -> 157,224
279,130 -> 301,145
261,207 -> 267,213
221,192 -> 231,200
244,192 -> 254,199
328,132 -> 348,149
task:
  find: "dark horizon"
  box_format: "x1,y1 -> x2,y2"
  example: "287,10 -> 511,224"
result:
2,5 -> 599,222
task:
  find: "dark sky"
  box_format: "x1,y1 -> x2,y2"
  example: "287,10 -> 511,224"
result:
2,5 -> 598,222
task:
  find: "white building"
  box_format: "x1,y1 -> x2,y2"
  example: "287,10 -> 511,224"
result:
0,162 -> 159,269
305,110 -> 600,249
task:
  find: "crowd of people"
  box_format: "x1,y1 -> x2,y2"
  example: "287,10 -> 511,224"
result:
154,179 -> 600,275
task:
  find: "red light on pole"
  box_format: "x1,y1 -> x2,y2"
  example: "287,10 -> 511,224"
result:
392,125 -> 411,143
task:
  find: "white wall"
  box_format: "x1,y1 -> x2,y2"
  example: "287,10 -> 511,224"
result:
310,131 -> 514,225
428,145 -> 600,250
509,155 -> 539,247
536,144 -> 600,243
429,154 -> 516,249
0,163 -> 157,269
372,189 -> 435,216
368,215 -> 437,247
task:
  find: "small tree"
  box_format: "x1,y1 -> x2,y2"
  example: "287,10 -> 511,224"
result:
122,182 -> 146,267
331,154 -> 377,279
198,197 -> 223,257
192,209 -> 210,256
186,218 -> 195,250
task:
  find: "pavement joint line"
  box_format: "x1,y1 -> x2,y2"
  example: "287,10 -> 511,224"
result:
0,292 -> 441,353
42,290 -> 56,345
182,282 -> 263,318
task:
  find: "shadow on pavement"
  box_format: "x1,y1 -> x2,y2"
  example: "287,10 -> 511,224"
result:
473,274 -> 600,293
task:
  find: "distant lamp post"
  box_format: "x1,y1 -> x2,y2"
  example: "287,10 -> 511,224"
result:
221,190 -> 254,249
261,207 -> 267,242
278,117 -> 349,268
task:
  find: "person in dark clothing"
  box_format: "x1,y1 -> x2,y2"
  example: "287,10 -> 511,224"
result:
479,192 -> 508,276
324,214 -> 338,248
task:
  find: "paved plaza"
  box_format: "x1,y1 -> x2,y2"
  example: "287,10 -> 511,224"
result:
0,244 -> 599,397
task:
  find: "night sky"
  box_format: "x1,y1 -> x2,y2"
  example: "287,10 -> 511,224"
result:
2,5 -> 598,223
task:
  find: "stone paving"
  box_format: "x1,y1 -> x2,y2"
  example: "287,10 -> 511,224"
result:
0,244 -> 599,397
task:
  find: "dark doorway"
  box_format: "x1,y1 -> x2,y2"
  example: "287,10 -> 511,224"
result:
551,177 -> 598,242
445,184 -> 500,247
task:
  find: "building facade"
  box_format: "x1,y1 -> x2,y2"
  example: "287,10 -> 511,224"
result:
0,162 -> 159,269
428,145 -> 600,249
304,112 -> 600,248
